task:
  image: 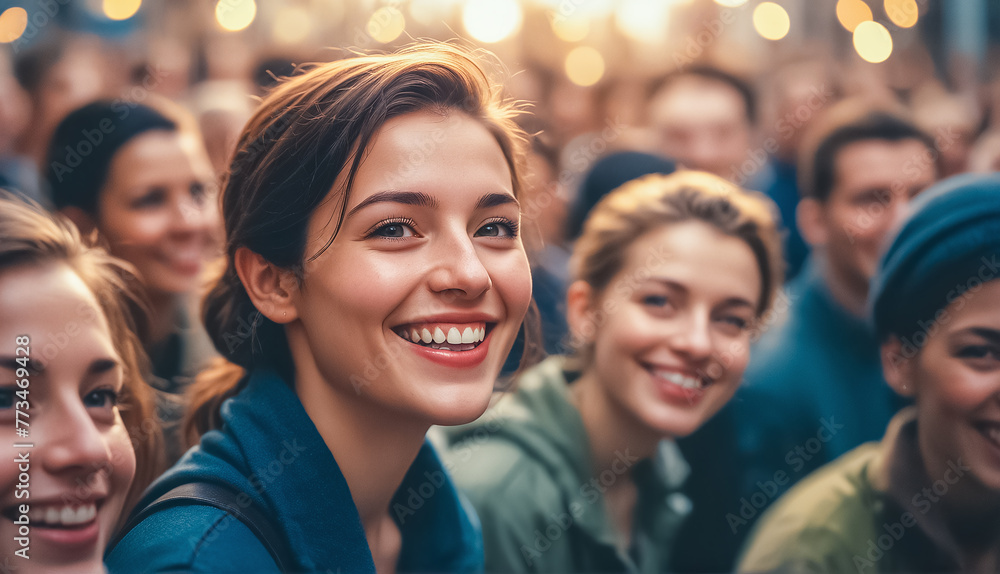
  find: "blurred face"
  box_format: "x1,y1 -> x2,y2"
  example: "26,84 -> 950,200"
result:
820,139 -> 936,295
290,109 -> 532,426
649,78 -> 752,180
576,221 -> 761,438
0,263 -> 136,572
890,281 -> 1000,493
97,130 -> 220,298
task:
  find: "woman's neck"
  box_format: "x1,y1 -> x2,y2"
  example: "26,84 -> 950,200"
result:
290,338 -> 427,569
570,369 -> 661,469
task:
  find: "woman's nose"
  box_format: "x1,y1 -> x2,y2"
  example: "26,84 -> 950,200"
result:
427,232 -> 492,300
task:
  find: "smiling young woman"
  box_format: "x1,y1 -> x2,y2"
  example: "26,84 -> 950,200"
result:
45,99 -> 221,464
0,195 -> 161,573
443,170 -> 783,573
739,173 -> 1000,573
105,43 -> 537,573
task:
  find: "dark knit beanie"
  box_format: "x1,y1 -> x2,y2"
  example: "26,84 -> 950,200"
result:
46,101 -> 177,213
870,173 -> 1000,346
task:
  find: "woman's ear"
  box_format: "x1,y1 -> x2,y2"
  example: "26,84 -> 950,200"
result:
234,247 -> 299,323
881,336 -> 916,398
566,280 -> 597,345
796,197 -> 829,248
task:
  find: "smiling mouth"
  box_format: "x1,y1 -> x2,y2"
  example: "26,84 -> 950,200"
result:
642,363 -> 712,391
2,501 -> 101,529
393,322 -> 491,352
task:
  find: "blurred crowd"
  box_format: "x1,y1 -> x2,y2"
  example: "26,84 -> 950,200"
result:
1,1 -> 1000,572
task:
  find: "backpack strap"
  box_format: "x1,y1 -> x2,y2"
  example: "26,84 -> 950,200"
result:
109,482 -> 294,572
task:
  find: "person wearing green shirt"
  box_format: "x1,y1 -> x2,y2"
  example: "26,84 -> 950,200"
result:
445,170 -> 784,573
739,173 -> 1000,573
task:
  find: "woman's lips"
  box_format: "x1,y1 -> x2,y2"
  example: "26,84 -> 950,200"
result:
644,364 -> 711,407
394,322 -> 494,368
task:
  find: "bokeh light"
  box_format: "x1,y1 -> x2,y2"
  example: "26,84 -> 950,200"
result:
462,0 -> 522,43
615,0 -> 673,44
551,16 -> 590,42
103,0 -> 141,21
215,0 -> 256,32
0,7 -> 27,43
885,0 -> 918,28
853,20 -> 893,63
273,6 -> 312,45
753,2 -> 790,41
565,46 -> 605,86
836,0 -> 873,32
714,0 -> 749,7
367,6 -> 405,44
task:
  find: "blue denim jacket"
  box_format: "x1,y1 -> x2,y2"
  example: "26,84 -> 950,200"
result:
106,368 -> 484,573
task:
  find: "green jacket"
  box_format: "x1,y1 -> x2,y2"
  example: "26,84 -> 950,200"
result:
738,408 -> 997,573
442,356 -> 691,573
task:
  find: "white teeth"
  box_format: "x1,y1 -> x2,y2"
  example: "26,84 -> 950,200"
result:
447,327 -> 462,344
433,327 -> 446,344
461,327 -> 475,344
32,503 -> 96,526
410,329 -> 420,343
655,370 -> 704,390
421,328 -> 432,344
473,327 -> 481,341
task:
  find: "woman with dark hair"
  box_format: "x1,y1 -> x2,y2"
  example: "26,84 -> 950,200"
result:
45,98 -> 220,464
444,171 -> 783,573
739,173 -> 1000,573
0,194 -> 162,572
106,43 -> 537,573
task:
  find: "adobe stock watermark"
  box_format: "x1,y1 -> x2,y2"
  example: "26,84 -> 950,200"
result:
729,83 -> 835,187
843,126 -> 960,244
725,416 -> 845,533
520,449 -> 640,566
9,0 -> 71,54
852,458 -> 970,572
885,254 -> 1000,369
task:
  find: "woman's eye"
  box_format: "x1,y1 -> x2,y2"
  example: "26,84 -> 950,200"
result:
957,345 -> 1000,362
722,316 -> 749,330
83,389 -> 119,409
368,219 -> 417,240
190,182 -> 208,202
642,295 -> 670,307
132,188 -> 167,209
475,218 -> 518,238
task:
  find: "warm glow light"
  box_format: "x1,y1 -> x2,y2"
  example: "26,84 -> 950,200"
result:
753,2 -> 790,41
462,0 -> 522,43
103,0 -> 141,20
409,0 -> 459,26
853,20 -> 893,63
885,0 -> 918,28
273,6 -> 311,44
714,0 -> 748,7
367,6 -> 405,43
552,16 -> 590,42
216,0 -> 256,32
0,7 -> 27,43
615,0 -> 672,44
565,46 -> 605,87
836,0 -> 872,32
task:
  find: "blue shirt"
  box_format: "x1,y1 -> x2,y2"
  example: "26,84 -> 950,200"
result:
106,368 -> 484,573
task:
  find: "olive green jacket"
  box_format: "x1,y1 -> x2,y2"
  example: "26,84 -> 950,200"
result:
442,356 -> 692,574
739,408 -> 999,573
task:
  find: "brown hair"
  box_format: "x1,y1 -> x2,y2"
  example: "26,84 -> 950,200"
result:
0,193 -> 163,519
185,42 -> 539,444
569,171 -> 783,359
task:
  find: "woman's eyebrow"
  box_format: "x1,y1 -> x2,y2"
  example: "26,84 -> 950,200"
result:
475,193 -> 519,210
346,190 -> 439,218
964,327 -> 1000,343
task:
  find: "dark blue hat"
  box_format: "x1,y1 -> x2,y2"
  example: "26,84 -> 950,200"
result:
870,173 -> 1000,344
